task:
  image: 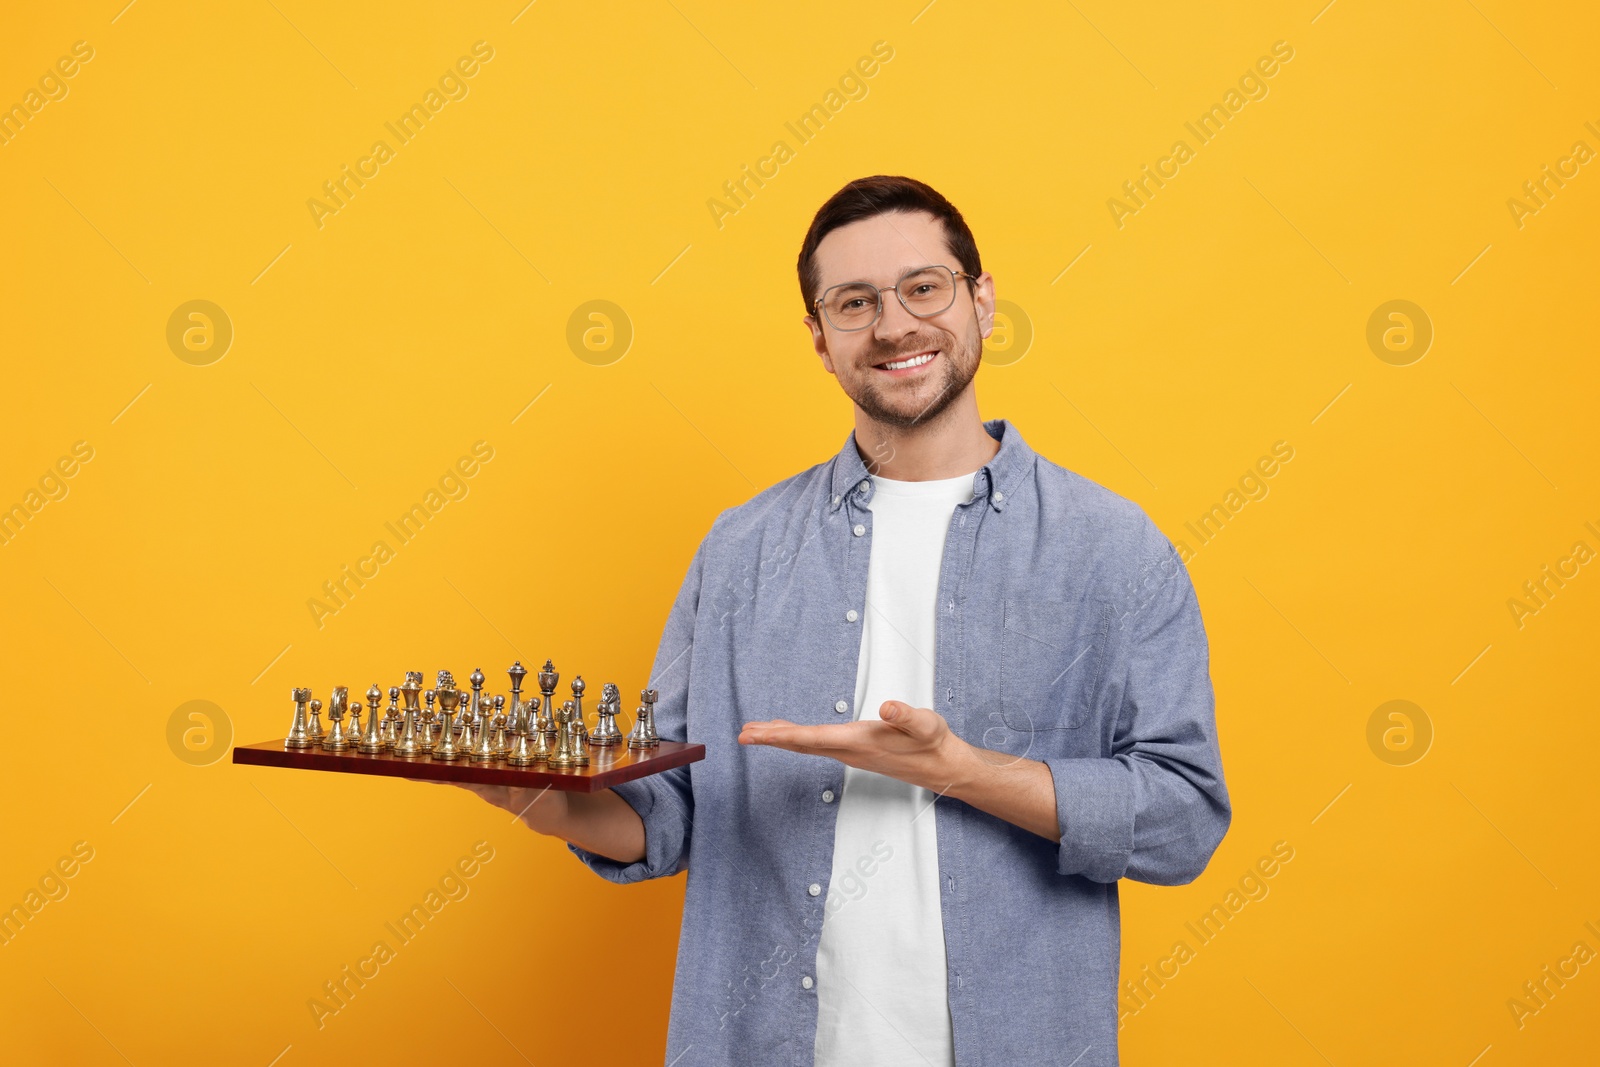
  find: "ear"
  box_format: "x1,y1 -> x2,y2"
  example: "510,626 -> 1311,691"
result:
803,314 -> 836,375
972,272 -> 997,342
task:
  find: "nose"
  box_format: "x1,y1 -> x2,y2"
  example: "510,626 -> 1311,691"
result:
871,288 -> 923,344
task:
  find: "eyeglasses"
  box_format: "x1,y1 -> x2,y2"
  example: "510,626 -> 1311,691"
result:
811,264 -> 977,332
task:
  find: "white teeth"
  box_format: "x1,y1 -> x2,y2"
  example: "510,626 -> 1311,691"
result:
882,351 -> 935,371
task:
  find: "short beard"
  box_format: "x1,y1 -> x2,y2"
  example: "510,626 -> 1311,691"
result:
843,322 -> 981,431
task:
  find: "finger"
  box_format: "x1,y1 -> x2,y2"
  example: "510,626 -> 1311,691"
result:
741,722 -> 870,753
879,701 -> 938,737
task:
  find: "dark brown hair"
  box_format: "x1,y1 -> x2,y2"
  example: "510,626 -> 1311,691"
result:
796,175 -> 982,314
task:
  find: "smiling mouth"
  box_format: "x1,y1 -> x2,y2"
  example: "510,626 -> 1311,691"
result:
873,350 -> 938,372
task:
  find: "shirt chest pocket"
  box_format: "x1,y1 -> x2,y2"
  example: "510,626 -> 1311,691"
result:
999,597 -> 1106,731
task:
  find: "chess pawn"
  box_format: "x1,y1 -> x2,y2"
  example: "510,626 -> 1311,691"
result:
491,695 -> 509,757
382,687 -> 401,749
589,683 -> 622,747
357,692 -> 386,754
433,687 -> 464,760
345,700 -> 362,750
468,697 -> 500,763
355,683 -> 375,746
538,659 -> 560,740
507,697 -> 546,766
570,676 -> 589,746
469,668 -> 485,719
627,688 -> 660,749
567,699 -> 589,767
307,699 -> 325,744
418,690 -> 437,754
285,688 -> 315,748
546,700 -> 576,767
323,701 -> 351,751
529,698 -> 553,762
554,699 -> 588,767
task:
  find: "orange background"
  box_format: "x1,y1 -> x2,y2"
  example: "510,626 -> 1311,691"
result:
1,2 -> 1597,1064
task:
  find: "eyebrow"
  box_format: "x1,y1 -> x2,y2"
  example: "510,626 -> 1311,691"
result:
823,262 -> 940,289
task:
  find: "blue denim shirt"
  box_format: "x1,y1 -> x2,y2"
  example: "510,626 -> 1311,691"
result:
570,418 -> 1231,1067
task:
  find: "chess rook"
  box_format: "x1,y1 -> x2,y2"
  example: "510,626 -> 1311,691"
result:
627,688 -> 660,749
285,688 -> 315,748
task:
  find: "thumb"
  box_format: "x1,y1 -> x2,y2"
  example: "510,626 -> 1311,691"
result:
880,700 -> 916,726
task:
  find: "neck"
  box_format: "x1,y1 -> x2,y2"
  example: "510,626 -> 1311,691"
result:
852,387 -> 999,480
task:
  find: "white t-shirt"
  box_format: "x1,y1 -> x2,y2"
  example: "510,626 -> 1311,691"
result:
813,468 -> 976,1067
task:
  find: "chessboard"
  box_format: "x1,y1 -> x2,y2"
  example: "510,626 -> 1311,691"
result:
232,662 -> 704,793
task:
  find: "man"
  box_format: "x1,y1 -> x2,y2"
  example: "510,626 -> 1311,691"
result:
457,175 -> 1230,1065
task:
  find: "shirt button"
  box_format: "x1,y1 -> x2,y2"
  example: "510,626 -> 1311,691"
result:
994,491 -> 1004,502
822,789 -> 835,803
858,480 -> 869,492
834,700 -> 849,714
808,883 -> 821,897
852,524 -> 865,537
845,609 -> 859,622
801,975 -> 815,990
832,494 -> 841,505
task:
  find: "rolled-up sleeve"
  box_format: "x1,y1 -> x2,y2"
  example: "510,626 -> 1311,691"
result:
1045,517 -> 1231,885
569,528 -> 710,884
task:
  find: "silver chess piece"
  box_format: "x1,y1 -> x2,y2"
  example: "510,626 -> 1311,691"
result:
548,699 -> 588,768
285,688 -> 315,748
507,696 -> 546,766
570,676 -> 588,746
589,683 -> 623,747
392,672 -> 424,758
307,699 -> 325,744
538,659 -> 559,740
627,688 -> 660,749
326,686 -> 348,739
491,694 -> 509,757
468,695 -> 500,763
507,662 -> 528,735
418,689 -> 437,754
433,671 -> 464,761
324,699 -> 352,751
357,685 -> 386,753
381,687 -> 401,748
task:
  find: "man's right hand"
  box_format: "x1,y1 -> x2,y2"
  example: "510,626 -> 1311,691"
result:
410,778 -> 646,864
461,782 -> 570,834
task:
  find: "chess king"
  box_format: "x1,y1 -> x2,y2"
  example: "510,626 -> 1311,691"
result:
430,176 -> 1231,1067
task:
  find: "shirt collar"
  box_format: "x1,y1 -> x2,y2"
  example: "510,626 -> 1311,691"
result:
828,418 -> 1031,514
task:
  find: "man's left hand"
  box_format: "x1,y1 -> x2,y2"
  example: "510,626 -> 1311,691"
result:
738,700 -> 972,795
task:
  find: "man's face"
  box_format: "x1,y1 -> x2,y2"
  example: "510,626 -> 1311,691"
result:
804,210 -> 994,430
